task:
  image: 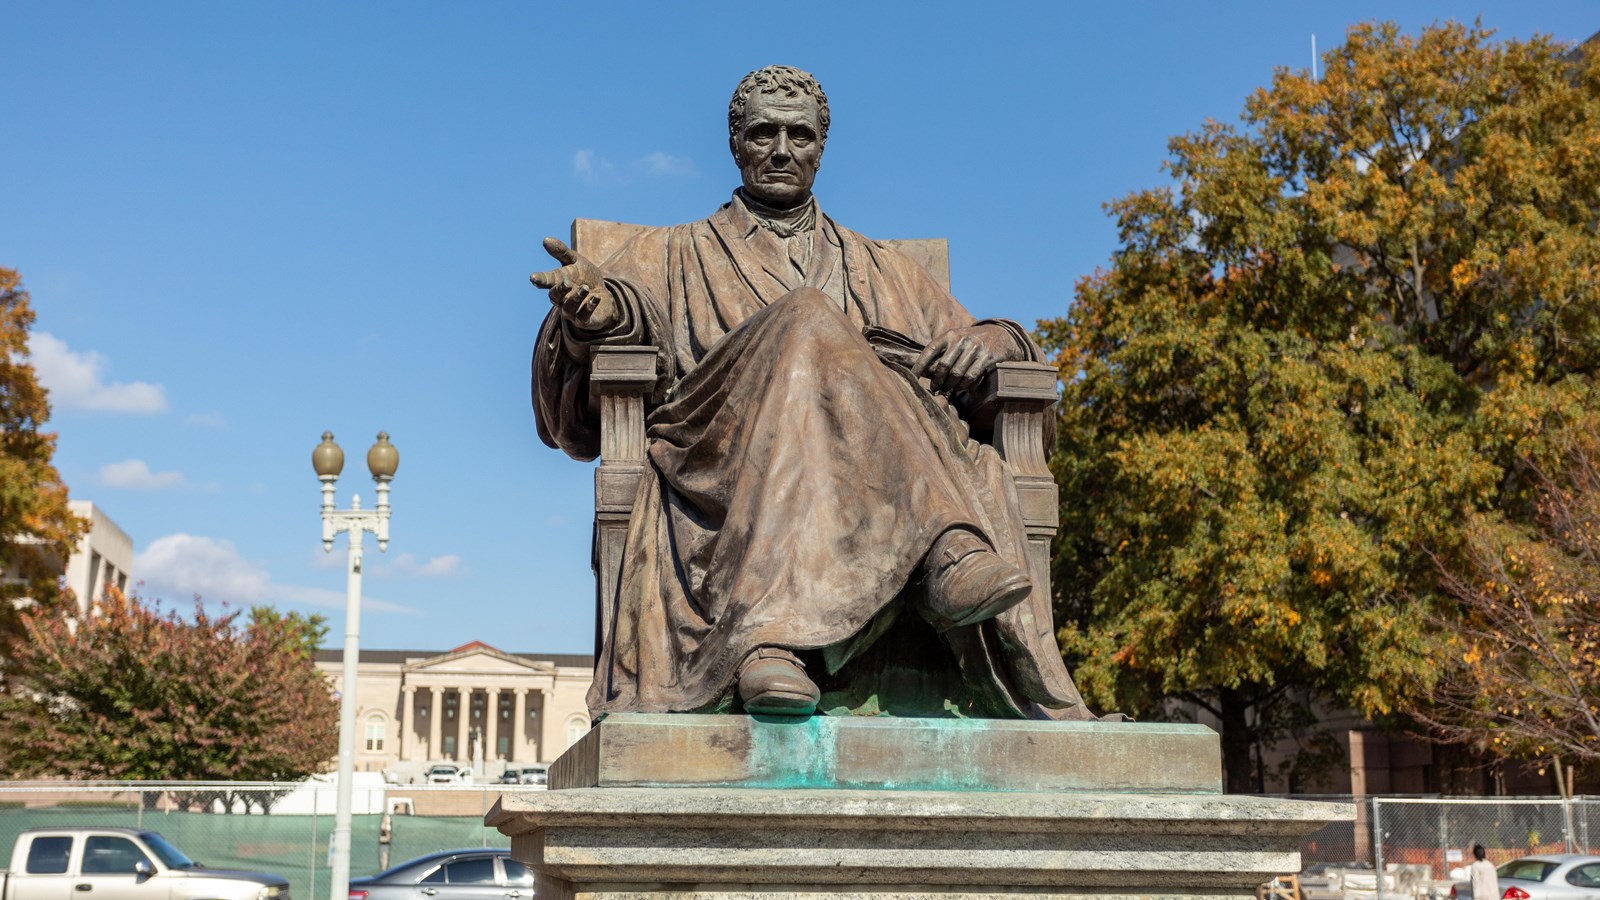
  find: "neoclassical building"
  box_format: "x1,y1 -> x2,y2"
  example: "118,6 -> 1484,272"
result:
312,642 -> 594,778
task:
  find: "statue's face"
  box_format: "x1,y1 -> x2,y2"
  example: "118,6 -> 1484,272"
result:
733,91 -> 823,208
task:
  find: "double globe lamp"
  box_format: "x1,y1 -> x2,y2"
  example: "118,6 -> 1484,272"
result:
312,431 -> 398,900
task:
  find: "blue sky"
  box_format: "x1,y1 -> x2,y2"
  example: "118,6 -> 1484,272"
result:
5,3 -> 1594,654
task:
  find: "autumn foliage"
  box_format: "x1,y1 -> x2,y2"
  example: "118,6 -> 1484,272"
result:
0,588 -> 339,780
0,267 -> 86,654
1040,21 -> 1600,789
1415,419 -> 1600,764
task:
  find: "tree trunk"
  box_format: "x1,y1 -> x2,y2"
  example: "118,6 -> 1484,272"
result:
1219,687 -> 1255,794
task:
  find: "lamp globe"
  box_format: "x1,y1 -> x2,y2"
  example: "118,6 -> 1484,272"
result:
313,432 -> 344,481
367,432 -> 399,481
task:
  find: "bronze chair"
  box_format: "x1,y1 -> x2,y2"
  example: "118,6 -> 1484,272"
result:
569,219 -> 1061,660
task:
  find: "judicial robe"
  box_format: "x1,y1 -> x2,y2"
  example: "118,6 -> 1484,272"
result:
532,192 -> 1089,720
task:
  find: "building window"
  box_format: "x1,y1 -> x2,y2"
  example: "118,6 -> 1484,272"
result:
566,716 -> 589,748
497,736 -> 509,757
364,713 -> 386,752
443,735 -> 456,757
471,692 -> 485,721
445,692 -> 458,720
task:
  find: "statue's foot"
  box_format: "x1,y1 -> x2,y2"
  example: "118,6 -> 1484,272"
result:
921,529 -> 1031,633
738,647 -> 819,716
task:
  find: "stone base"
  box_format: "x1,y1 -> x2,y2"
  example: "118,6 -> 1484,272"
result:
554,713 -> 1222,793
488,787 -> 1352,899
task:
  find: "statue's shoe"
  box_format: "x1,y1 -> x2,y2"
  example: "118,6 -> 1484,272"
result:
921,530 -> 1031,633
737,647 -> 819,716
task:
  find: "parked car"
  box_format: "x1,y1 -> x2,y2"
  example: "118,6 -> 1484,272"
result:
498,765 -> 548,786
426,764 -> 473,784
1451,854 -> 1600,899
349,849 -> 529,900
1,827 -> 291,900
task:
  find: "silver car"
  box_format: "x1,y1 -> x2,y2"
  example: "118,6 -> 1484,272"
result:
348,849 -> 529,900
1451,854 -> 1600,899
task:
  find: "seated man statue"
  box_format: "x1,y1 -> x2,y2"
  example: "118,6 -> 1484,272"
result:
531,65 -> 1090,721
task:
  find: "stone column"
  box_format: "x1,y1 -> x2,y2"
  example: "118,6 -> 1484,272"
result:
512,689 -> 527,761
427,686 -> 442,762
486,688 -> 500,761
538,691 -> 561,763
400,686 -> 415,761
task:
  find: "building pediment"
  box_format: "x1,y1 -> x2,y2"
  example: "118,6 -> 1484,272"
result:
402,642 -> 558,678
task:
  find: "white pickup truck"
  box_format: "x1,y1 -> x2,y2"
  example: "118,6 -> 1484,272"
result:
0,827 -> 290,900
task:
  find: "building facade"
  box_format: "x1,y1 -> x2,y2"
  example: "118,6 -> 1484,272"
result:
62,501 -> 133,615
312,642 -> 594,780
2,499 -> 132,615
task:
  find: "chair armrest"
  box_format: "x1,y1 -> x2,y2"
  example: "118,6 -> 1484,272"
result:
589,346 -> 657,476
967,361 -> 1059,540
589,346 -> 656,661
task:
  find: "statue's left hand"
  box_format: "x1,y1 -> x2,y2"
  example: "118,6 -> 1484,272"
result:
913,324 -> 1019,394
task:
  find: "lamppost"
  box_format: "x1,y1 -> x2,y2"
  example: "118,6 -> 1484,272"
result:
312,431 -> 398,900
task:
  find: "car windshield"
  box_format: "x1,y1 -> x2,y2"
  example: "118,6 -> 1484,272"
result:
140,833 -> 195,869
1499,860 -> 1558,882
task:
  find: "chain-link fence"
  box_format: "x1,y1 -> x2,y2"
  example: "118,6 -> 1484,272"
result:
4,783 -> 1595,900
1292,795 -> 1599,900
0,782 -> 532,900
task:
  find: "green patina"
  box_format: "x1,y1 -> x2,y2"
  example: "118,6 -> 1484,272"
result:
743,714 -> 1047,792
744,715 -> 839,788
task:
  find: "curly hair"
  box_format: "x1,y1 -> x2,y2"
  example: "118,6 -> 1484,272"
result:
728,65 -> 830,147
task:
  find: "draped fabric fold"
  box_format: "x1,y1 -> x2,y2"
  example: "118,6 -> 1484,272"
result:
532,193 -> 1088,719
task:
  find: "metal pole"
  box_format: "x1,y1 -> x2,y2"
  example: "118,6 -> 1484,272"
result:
1372,797 -> 1386,900
330,515 -> 364,900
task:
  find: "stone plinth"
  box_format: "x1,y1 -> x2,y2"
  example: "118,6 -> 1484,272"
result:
491,715 -> 1352,900
552,713 -> 1222,793
488,786 -> 1352,899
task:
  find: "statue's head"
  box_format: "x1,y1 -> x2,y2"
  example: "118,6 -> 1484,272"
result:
728,65 -> 829,209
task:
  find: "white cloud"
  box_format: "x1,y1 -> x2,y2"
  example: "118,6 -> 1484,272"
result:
572,149 -> 616,185
99,459 -> 186,491
185,411 -> 227,428
29,332 -> 169,414
376,553 -> 462,578
573,149 -> 696,185
641,151 -> 695,177
135,533 -> 414,614
135,534 -> 270,601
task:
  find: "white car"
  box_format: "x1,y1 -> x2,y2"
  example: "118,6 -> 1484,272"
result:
1451,855 -> 1600,900
425,764 -> 472,784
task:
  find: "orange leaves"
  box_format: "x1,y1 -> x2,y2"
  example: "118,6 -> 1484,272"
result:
0,268 -> 87,647
1046,18 -> 1600,765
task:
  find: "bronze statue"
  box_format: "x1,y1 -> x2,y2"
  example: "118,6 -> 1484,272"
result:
531,66 -> 1091,721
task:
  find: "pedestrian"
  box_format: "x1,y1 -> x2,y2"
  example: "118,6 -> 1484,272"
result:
1470,844 -> 1498,900
378,812 -> 393,870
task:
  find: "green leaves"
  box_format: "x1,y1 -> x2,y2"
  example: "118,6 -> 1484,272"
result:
1042,20 -> 1600,787
0,590 -> 339,781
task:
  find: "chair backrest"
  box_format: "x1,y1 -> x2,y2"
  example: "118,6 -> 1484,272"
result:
571,219 -> 951,293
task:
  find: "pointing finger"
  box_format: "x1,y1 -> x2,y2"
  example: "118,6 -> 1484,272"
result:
543,237 -> 579,266
530,268 -> 562,290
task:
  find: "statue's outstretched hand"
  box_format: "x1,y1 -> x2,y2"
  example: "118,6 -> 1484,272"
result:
530,237 -> 623,332
913,324 -> 1019,394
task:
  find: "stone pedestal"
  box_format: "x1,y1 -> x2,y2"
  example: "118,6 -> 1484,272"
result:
488,715 -> 1353,900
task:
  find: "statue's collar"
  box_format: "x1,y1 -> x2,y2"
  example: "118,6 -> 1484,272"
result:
730,189 -> 819,239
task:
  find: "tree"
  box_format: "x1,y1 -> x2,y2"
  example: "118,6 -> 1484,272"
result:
0,267 -> 86,659
1412,417 -> 1600,766
0,588 -> 339,780
1040,21 -> 1600,791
